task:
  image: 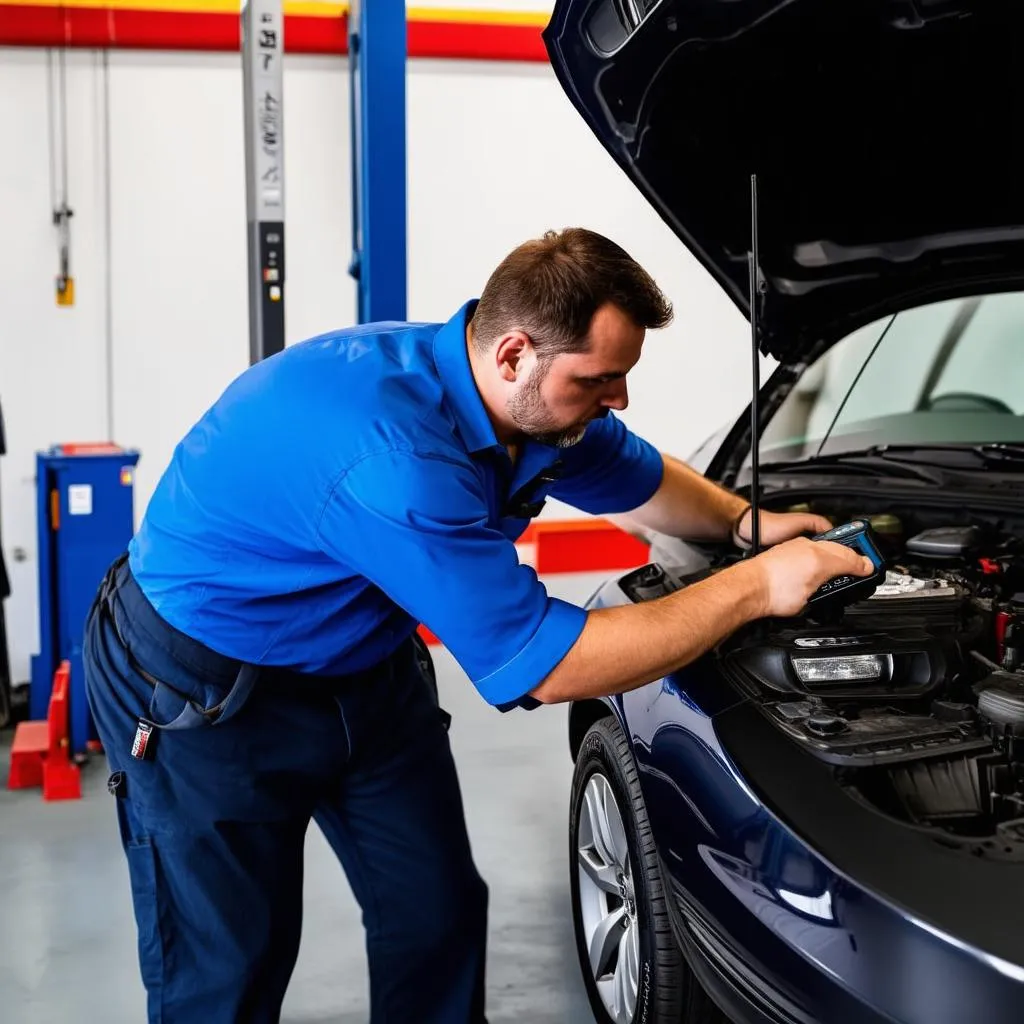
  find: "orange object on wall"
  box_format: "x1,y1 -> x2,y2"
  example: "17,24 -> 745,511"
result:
530,519 -> 650,575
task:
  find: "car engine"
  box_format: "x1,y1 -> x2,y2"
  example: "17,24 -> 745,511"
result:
619,507 -> 1024,859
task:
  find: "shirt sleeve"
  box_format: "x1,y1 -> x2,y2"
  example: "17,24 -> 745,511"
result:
550,412 -> 665,514
315,448 -> 587,709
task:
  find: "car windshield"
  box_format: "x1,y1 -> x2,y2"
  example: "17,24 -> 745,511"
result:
757,291 -> 1024,464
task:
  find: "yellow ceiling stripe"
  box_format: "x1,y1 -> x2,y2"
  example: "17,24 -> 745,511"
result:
283,1 -> 346,16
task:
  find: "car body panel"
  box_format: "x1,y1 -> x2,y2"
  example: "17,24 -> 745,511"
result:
582,577 -> 1024,1024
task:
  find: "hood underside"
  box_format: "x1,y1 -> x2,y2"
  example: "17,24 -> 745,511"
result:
544,0 -> 1024,361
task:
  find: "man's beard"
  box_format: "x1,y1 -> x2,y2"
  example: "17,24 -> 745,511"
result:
508,359 -> 593,449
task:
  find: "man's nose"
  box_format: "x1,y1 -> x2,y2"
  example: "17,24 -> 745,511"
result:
602,380 -> 628,411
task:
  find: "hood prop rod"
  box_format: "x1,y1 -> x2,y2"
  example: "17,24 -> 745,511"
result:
747,173 -> 765,557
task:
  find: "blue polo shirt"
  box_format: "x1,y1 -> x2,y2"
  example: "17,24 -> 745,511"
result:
129,301 -> 664,708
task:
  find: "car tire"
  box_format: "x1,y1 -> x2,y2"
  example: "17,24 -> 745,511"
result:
570,715 -> 727,1024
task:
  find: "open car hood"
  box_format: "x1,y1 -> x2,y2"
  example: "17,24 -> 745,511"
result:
543,0 -> 1024,362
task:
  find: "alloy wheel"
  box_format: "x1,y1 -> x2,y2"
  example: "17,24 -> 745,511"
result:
576,772 -> 641,1024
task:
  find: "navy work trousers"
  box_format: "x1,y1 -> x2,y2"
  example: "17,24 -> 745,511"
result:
83,557 -> 489,1023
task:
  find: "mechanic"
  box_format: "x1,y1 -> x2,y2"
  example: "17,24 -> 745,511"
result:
83,227 -> 873,1024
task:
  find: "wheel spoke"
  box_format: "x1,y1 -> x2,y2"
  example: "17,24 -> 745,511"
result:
611,924 -> 638,1024
596,779 -> 624,870
612,944 -> 629,1021
621,920 -> 639,1008
595,978 -> 621,1023
601,784 -> 630,874
585,782 -> 606,864
578,848 -> 620,895
584,783 -> 615,866
589,905 -> 626,978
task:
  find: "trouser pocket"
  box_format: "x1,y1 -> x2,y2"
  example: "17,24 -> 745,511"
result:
104,587 -> 259,734
88,555 -> 255,737
126,840 -> 164,994
144,668 -> 257,732
117,799 -> 166,1003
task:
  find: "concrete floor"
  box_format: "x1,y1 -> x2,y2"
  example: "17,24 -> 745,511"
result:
0,574 -> 607,1023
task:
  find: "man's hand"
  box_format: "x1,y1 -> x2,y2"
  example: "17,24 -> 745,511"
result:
734,507 -> 832,549
747,536 -> 876,617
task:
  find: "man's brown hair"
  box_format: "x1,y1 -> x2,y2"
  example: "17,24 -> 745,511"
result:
469,228 -> 673,356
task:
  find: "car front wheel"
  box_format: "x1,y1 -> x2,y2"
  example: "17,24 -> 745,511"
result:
569,715 -> 726,1024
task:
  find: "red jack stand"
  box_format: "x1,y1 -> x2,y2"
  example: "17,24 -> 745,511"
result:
8,660 -> 82,801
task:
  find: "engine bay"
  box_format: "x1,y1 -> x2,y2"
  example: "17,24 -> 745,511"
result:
619,500 -> 1024,859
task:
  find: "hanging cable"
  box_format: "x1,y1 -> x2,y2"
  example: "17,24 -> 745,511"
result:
47,49 -> 57,214
103,48 -> 115,439
48,34 -> 74,306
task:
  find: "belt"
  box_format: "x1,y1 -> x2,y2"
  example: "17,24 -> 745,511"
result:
97,554 -> 258,732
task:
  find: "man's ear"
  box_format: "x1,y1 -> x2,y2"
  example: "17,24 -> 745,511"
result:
493,330 -> 532,383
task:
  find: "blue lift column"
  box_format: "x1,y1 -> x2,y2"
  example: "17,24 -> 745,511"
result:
348,0 -> 407,322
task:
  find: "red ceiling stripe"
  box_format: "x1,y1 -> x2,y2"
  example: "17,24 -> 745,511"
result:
285,10 -> 347,55
0,4 -> 65,46
113,10 -> 241,50
408,19 -> 545,62
0,4 -> 547,61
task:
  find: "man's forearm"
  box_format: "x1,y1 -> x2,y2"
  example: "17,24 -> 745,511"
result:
625,453 -> 747,540
530,559 -> 765,704
529,527 -> 876,706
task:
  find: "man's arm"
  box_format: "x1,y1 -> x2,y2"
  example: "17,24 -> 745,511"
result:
530,535 -> 875,705
621,453 -> 832,547
622,453 -> 746,540
532,557 -> 764,702
548,421 -> 829,547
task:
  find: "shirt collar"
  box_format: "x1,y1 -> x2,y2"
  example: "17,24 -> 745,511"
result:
433,300 -> 502,454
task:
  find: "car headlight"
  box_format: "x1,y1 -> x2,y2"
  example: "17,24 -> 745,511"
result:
791,653 -> 893,685
724,637 -> 943,699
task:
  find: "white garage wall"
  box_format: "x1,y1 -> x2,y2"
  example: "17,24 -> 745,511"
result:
109,52 -> 251,510
0,49 -> 112,689
0,45 -> 757,684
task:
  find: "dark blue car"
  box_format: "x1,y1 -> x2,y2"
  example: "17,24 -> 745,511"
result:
543,3 -> 1024,1022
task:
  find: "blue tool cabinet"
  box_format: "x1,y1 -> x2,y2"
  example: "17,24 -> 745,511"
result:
30,444 -> 139,755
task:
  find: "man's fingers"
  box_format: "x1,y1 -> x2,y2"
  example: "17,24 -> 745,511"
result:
782,513 -> 832,537
844,547 -> 876,576
820,541 -> 875,576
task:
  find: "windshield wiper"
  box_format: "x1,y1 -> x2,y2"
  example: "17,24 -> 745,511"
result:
759,451 -> 947,485
762,444 -> 1024,485
867,443 -> 1024,470
973,443 -> 1024,465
